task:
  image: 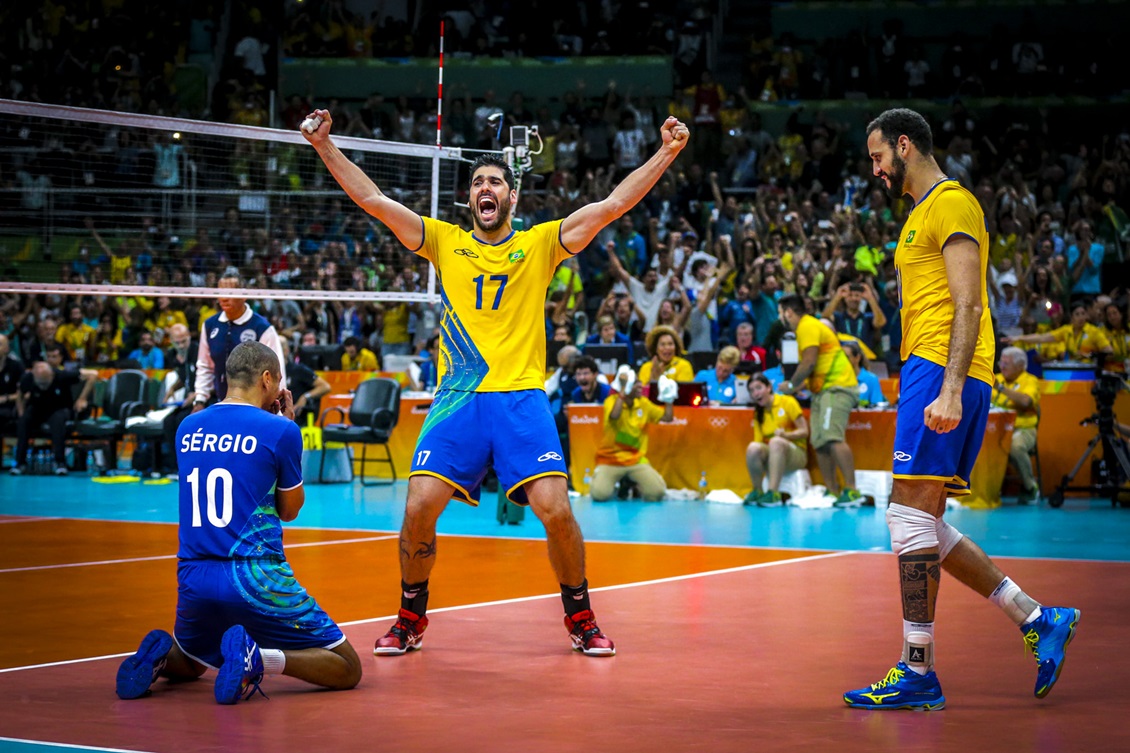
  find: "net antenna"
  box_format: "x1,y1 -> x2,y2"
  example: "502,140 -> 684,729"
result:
0,98 -> 466,304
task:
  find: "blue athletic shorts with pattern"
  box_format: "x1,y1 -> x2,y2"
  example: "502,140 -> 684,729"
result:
893,354 -> 991,496
410,389 -> 568,505
174,559 -> 345,669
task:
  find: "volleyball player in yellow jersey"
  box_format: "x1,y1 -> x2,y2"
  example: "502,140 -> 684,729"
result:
844,109 -> 1079,711
303,108 -> 690,657
776,295 -> 861,506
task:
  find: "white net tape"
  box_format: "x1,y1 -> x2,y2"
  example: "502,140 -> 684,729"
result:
0,98 -> 474,304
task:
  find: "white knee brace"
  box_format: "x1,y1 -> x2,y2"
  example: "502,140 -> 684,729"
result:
936,517 -> 963,562
886,503 -> 939,555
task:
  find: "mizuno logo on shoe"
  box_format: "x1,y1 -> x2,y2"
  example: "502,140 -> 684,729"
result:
862,692 -> 899,703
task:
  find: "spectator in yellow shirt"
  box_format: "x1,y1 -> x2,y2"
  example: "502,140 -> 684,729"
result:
992,346 -> 1042,504
55,305 -> 95,363
1005,300 -> 1113,363
152,297 -> 188,347
743,373 -> 809,507
590,370 -> 674,502
341,336 -> 380,371
777,295 -> 863,507
1103,301 -> 1129,373
638,325 -> 694,383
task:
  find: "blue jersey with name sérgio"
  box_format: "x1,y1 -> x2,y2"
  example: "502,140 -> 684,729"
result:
175,403 -> 303,561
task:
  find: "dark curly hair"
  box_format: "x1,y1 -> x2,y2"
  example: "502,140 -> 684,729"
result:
866,108 -> 934,156
469,153 -> 515,191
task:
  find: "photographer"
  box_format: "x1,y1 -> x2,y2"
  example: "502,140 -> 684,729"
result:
590,368 -> 675,502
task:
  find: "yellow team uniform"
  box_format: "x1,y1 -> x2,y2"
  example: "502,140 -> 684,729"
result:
991,371 -> 1041,430
415,217 -> 573,392
794,314 -> 857,392
1048,323 -> 1112,362
638,357 -> 695,384
341,347 -> 380,371
594,394 -> 666,467
895,180 -> 995,387
409,217 -> 575,504
752,393 -> 807,451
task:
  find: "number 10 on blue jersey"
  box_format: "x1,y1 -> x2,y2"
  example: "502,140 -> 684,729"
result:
473,274 -> 508,310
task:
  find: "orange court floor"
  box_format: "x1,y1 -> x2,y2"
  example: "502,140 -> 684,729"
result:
0,475 -> 1127,753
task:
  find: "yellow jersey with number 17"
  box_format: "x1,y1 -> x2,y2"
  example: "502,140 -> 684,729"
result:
415,216 -> 574,393
895,179 -> 995,387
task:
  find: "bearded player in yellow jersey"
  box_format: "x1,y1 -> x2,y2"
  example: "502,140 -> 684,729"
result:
303,108 -> 690,658
843,109 -> 1079,710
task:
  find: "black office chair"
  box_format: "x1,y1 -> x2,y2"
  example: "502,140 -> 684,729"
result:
75,370 -> 151,473
689,350 -> 719,374
318,377 -> 401,485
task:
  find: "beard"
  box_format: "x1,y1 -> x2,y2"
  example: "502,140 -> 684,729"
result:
474,193 -> 511,233
882,152 -> 908,199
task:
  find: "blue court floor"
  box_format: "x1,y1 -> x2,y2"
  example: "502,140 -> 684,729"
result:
1,474 -> 1126,562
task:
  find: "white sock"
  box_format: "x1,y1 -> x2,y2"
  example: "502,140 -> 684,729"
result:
902,621 -> 934,675
989,577 -> 1043,626
260,648 -> 286,676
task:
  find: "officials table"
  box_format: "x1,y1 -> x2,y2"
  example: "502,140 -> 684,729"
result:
564,404 -> 1016,507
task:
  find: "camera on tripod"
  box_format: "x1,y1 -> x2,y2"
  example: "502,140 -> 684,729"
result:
1050,359 -> 1130,508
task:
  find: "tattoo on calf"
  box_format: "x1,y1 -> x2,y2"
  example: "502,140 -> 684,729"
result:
410,535 -> 437,559
899,552 -> 940,623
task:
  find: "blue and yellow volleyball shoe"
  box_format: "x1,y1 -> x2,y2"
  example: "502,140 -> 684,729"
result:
214,625 -> 267,704
843,662 -> 946,710
1023,606 -> 1081,699
115,629 -> 173,700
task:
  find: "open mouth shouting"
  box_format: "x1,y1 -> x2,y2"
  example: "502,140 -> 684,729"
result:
477,193 -> 500,226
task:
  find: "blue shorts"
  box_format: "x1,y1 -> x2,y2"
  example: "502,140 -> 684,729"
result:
893,355 -> 991,496
410,389 -> 567,505
174,559 -> 345,669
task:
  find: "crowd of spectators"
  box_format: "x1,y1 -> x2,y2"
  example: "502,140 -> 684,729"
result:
2,86 -> 1129,384
0,1 -> 210,115
284,0 -> 715,80
742,13 -> 1118,102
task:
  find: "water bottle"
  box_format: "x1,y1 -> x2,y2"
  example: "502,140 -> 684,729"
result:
583,467 -> 592,491
698,470 -> 708,499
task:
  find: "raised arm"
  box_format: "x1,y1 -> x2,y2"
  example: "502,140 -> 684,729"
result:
302,109 -> 424,250
560,117 -> 689,252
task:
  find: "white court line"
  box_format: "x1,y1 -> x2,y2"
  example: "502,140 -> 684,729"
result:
0,549 -> 855,674
0,535 -> 399,574
0,737 -> 159,753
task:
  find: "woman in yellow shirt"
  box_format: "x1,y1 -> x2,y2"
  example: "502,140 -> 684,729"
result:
1006,300 -> 1112,363
637,325 -> 694,383
1104,302 -> 1129,373
743,373 -> 809,507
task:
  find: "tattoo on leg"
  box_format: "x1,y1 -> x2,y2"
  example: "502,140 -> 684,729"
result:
899,553 -> 939,623
411,535 -> 437,560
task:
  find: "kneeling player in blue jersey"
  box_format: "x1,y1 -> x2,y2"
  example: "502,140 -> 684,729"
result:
116,341 -> 361,704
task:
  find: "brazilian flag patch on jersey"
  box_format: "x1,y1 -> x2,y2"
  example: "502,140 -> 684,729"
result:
509,249 -> 525,263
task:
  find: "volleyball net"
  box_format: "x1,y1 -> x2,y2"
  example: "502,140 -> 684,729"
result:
0,98 -> 472,305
